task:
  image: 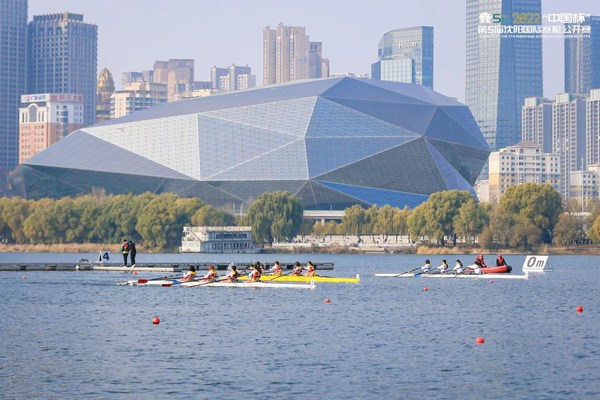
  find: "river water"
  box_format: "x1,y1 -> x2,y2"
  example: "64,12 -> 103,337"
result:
0,253 -> 598,399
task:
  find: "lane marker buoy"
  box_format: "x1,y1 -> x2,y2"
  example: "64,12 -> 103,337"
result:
475,337 -> 485,344
576,306 -> 583,313
325,298 -> 331,303
152,316 -> 160,325
423,287 -> 429,292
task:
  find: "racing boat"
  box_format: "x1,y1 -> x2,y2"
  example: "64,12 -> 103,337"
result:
120,277 -> 316,289
237,274 -> 359,283
375,272 -> 529,280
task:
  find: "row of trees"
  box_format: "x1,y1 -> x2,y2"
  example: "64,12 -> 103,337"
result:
1,183 -> 600,251
0,192 -> 233,250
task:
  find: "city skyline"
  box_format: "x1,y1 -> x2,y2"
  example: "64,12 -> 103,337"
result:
28,0 -> 600,103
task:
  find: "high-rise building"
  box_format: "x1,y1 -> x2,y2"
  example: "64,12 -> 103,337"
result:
466,0 -> 543,151
587,89 -> 600,166
488,142 -> 560,202
19,93 -> 84,163
210,65 -> 255,92
371,26 -> 434,89
565,16 -> 600,95
263,23 -> 310,85
0,0 -> 27,194
122,70 -> 153,87
153,59 -> 194,102
96,68 -> 115,124
110,81 -> 167,119
28,13 -> 98,127
309,42 -> 329,79
522,97 -> 553,153
553,93 -> 586,198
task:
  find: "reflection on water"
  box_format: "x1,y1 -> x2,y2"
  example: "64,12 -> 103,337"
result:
0,254 -> 598,399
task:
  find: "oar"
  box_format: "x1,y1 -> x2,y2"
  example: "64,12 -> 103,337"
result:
187,275 -> 230,287
267,269 -> 295,281
137,274 -> 182,284
394,266 -> 422,277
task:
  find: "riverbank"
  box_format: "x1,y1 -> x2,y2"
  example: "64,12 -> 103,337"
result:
1,243 -> 600,255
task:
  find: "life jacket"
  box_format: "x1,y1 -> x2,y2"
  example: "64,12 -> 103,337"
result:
205,268 -> 217,280
121,243 -> 130,254
248,269 -> 261,282
226,270 -> 239,281
272,265 -> 283,276
181,271 -> 196,281
292,267 -> 302,276
306,266 -> 315,276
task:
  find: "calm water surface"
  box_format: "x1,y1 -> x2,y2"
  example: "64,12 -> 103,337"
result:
0,253 -> 598,399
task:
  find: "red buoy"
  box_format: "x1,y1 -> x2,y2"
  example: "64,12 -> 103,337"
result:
132,271 -> 138,275
576,306 -> 583,313
475,337 -> 485,344
152,316 -> 160,325
423,287 -> 429,292
489,279 -> 494,283
325,298 -> 331,303
22,275 -> 27,279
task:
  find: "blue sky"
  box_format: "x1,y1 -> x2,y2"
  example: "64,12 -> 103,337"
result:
29,0 -> 600,102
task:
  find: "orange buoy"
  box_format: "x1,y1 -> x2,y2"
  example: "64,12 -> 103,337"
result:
423,287 -> 429,292
132,271 -> 138,275
475,337 -> 485,344
576,306 -> 583,313
152,316 -> 160,325
325,298 -> 331,303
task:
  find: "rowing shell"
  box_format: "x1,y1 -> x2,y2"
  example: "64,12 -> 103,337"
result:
238,274 -> 359,283
374,272 -> 529,280
121,279 -> 316,289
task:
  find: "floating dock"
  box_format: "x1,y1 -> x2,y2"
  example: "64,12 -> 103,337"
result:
0,260 -> 334,272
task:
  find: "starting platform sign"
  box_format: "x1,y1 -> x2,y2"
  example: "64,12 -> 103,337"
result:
98,251 -> 111,263
522,255 -> 550,273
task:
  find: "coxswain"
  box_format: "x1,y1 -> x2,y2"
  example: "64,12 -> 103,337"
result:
269,261 -> 283,276
421,259 -> 432,273
225,265 -> 239,282
180,266 -> 197,282
474,254 -> 487,268
453,260 -> 465,274
496,254 -> 507,266
203,264 -> 217,281
437,259 -> 449,273
247,265 -> 261,282
291,261 -> 303,276
305,261 -> 316,277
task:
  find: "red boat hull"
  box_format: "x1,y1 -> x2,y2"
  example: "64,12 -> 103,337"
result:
481,265 -> 512,274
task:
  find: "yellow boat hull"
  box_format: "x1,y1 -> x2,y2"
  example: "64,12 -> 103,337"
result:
238,274 -> 359,283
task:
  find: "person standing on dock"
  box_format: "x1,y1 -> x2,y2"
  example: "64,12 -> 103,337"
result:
128,240 -> 137,267
120,239 -> 130,266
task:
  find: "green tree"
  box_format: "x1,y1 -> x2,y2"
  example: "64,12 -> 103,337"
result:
453,198 -> 489,249
1,197 -> 33,243
407,204 -> 427,242
373,205 -> 395,239
244,191 -> 303,243
587,215 -> 600,243
421,190 -> 474,246
553,212 -> 578,248
191,205 -> 235,226
338,205 -> 367,237
495,183 -> 562,244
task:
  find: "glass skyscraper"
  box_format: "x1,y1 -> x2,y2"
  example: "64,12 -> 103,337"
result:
371,26 -> 434,89
28,13 -> 98,126
0,0 -> 27,195
565,16 -> 600,95
466,0 -> 543,151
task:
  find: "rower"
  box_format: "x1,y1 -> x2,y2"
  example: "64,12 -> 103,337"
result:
269,261 -> 283,276
421,259 -> 432,273
436,259 -> 449,273
247,265 -> 261,282
291,261 -> 303,276
204,264 -> 217,281
305,261 -> 316,277
453,260 -> 465,274
180,266 -> 197,282
225,265 -> 239,282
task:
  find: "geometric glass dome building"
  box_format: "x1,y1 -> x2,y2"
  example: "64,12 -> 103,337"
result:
10,77 -> 490,210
